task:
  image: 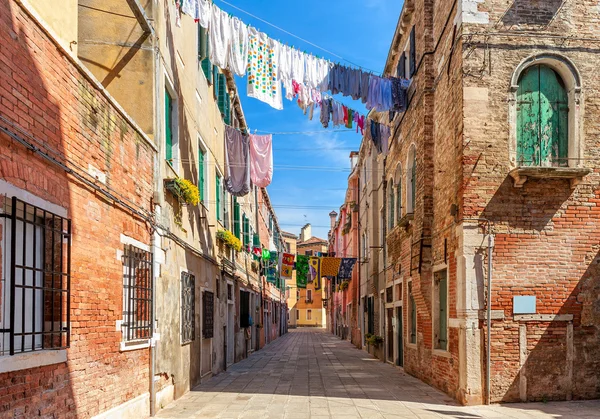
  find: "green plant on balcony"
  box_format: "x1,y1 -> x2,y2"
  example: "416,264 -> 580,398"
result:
165,178 -> 199,206
339,280 -> 349,291
366,334 -> 384,347
216,229 -> 242,252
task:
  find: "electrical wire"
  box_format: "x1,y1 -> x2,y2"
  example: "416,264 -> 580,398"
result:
215,0 -> 381,75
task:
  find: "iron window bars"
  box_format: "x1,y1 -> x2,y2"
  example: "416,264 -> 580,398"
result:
181,272 -> 195,344
122,244 -> 153,341
202,291 -> 214,338
1,196 -> 71,356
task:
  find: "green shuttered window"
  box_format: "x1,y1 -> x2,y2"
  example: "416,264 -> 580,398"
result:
242,214 -> 250,247
199,27 -> 212,83
165,89 -> 173,163
436,270 -> 448,351
517,65 -> 568,167
233,198 -> 241,239
216,175 -> 221,221
198,148 -> 205,202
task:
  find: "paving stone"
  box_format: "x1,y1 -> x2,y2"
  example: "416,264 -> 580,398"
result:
156,329 -> 600,419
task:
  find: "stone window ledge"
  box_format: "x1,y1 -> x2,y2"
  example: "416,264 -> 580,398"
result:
509,167 -> 591,188
398,213 -> 414,228
0,350 -> 67,373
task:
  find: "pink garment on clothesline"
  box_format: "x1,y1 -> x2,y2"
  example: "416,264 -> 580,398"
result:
249,134 -> 273,188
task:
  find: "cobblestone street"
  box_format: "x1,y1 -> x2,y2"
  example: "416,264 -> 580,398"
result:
156,329 -> 600,419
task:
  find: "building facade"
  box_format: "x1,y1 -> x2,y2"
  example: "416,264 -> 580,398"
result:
295,225 -> 328,328
282,231 -> 299,329
328,0 -> 600,406
0,1 -> 287,417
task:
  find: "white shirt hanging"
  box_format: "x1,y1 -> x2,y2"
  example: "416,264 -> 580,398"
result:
247,28 -> 283,110
209,6 -> 232,69
198,0 -> 211,28
278,44 -> 293,83
228,17 -> 248,76
291,48 -> 305,83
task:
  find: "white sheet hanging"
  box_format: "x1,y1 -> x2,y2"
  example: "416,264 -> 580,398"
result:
291,48 -> 305,83
209,6 -> 231,69
198,0 -> 211,28
247,28 -> 283,110
228,17 -> 248,76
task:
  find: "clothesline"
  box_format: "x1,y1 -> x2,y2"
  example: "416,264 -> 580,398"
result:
215,0 -> 381,75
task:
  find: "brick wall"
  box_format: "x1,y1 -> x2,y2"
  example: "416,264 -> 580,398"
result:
0,1 -> 155,417
462,0 -> 600,403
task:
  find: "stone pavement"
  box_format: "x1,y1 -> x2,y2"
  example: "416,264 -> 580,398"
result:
156,329 -> 600,419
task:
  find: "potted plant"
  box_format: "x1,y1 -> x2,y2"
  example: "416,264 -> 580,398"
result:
366,334 -> 384,347
216,229 -> 242,251
165,178 -> 200,206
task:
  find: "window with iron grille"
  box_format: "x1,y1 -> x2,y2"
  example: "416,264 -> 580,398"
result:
122,244 -> 153,342
181,272 -> 195,344
239,290 -> 250,328
202,291 -> 214,338
0,197 -> 71,356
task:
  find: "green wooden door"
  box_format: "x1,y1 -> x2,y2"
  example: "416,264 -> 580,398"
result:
517,65 -> 568,167
165,90 -> 172,162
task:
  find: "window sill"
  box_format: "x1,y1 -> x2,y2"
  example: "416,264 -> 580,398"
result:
0,349 -> 67,373
120,340 -> 150,352
432,348 -> 451,358
509,167 -> 591,188
398,213 -> 414,228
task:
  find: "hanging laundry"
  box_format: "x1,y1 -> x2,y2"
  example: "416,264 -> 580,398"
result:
360,71 -> 370,104
291,49 -> 305,83
316,58 -> 331,92
296,255 -> 309,288
309,257 -> 321,284
390,76 -> 408,112
342,106 -> 348,126
348,68 -> 362,100
266,266 -> 277,284
280,253 -> 295,279
197,0 -> 211,28
320,98 -> 331,128
354,112 -> 365,134
304,54 -> 319,89
380,124 -> 391,155
321,257 -> 342,277
228,17 -> 248,76
181,0 -> 197,20
209,7 -> 231,69
224,126 -> 251,196
338,258 -> 357,279
370,120 -> 382,153
346,109 -> 353,129
247,28 -> 283,110
278,44 -> 293,82
249,134 -> 273,188
262,248 -> 271,260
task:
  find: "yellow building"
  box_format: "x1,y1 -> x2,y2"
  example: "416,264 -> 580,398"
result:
295,224 -> 328,327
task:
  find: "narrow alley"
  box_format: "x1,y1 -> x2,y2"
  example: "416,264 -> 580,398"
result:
156,329 -> 600,419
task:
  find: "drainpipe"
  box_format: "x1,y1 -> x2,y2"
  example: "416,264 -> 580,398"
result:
486,229 -> 494,405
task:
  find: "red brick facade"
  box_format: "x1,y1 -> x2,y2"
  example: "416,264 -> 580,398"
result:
0,1 -> 155,416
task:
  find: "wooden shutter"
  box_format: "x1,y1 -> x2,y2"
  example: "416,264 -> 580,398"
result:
223,92 -> 231,125
165,90 -> 173,163
233,198 -> 240,238
517,65 -> 568,167
217,73 -> 228,120
213,66 -> 219,98
411,157 -> 416,212
242,214 -> 249,247
409,26 -> 416,77
215,175 -> 221,221
200,30 -> 212,83
388,180 -> 394,230
398,52 -> 406,79
198,149 -> 205,202
438,272 -> 448,350
396,182 -> 402,222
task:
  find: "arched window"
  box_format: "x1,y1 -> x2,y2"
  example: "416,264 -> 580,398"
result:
406,146 -> 416,214
517,64 -> 568,167
388,178 -> 395,231
395,164 -> 403,222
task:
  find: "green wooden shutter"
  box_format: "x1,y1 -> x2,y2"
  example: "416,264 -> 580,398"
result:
388,180 -> 394,230
223,92 -> 231,125
198,26 -> 208,60
165,89 -> 172,163
410,293 -> 416,343
438,272 -> 448,350
253,232 -> 260,248
198,149 -> 205,202
233,198 -> 240,238
213,66 -> 219,99
217,73 -> 227,120
396,182 -> 402,222
411,157 -> 416,212
517,65 -> 568,167
242,214 -> 249,247
216,175 -> 221,221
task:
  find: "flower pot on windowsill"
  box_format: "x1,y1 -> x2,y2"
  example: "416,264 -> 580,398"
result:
164,178 -> 200,206
216,229 -> 242,252
164,178 -> 182,199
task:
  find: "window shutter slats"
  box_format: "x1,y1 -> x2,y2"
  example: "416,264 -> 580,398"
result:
409,26 -> 416,78
233,198 -> 240,238
165,90 -> 172,162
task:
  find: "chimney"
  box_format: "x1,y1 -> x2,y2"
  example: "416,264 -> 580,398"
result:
329,211 -> 338,232
300,223 -> 312,242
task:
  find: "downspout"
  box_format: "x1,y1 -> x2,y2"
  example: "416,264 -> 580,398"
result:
149,5 -> 160,415
382,157 -> 387,362
357,175 -> 362,347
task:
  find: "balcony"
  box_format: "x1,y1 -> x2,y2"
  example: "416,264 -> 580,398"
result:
509,166 -> 591,188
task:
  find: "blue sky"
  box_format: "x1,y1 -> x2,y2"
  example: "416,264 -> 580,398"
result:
217,0 -> 403,239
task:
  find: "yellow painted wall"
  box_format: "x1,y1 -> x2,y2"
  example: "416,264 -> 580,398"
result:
28,0 -> 78,53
